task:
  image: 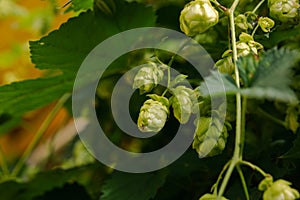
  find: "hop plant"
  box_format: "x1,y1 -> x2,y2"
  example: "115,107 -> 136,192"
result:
268,0 -> 300,22
170,86 -> 198,124
137,95 -> 169,133
133,62 -> 165,94
259,178 -> 300,200
179,0 -> 219,36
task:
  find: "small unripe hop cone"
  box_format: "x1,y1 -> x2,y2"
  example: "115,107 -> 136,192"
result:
179,0 -> 219,36
133,62 -> 165,94
137,97 -> 169,133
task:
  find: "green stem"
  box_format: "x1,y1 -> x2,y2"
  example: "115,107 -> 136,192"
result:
239,97 -> 247,159
217,0 -> 242,198
239,160 -> 268,177
257,108 -> 286,127
252,0 -> 266,13
212,161 -> 231,195
11,93 -> 70,177
236,165 -> 250,200
161,55 -> 175,97
210,0 -> 228,12
251,24 -> 259,37
0,146 -> 9,176
161,39 -> 190,96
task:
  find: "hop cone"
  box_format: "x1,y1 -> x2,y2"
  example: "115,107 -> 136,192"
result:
170,86 -> 198,124
133,62 -> 164,94
260,179 -> 300,200
179,0 -> 219,36
192,116 -> 229,158
268,0 -> 299,22
137,99 -> 169,132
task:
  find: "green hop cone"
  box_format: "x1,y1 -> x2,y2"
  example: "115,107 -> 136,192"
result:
268,0 -> 300,22
170,86 -> 198,124
137,97 -> 169,133
258,17 -> 275,32
179,0 -> 219,36
192,116 -> 229,158
215,50 -> 234,74
133,62 -> 164,94
199,193 -> 228,200
235,14 -> 251,30
261,179 -> 300,200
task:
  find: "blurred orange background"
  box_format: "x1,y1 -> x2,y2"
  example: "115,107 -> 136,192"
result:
0,0 -> 73,162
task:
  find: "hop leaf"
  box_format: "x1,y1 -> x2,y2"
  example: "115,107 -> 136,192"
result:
137,98 -> 169,133
179,0 -> 219,36
170,86 -> 198,124
261,179 -> 300,200
133,62 -> 164,94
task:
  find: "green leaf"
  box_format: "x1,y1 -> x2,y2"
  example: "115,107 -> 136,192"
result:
30,2 -> 156,74
241,48 -> 299,103
0,166 -> 98,200
65,0 -> 94,13
0,1 -> 156,122
0,114 -> 21,135
200,48 -> 299,103
0,76 -> 72,116
281,135 -> 300,159
199,70 -> 238,97
100,170 -> 167,200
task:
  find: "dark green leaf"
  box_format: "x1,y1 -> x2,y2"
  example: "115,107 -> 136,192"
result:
0,1 -> 156,120
0,76 -> 72,116
241,48 -> 299,103
200,48 -> 299,103
100,170 -> 167,200
30,2 -> 156,74
0,165 -> 99,200
0,114 -> 21,135
199,70 -> 238,97
65,0 -> 93,12
281,135 -> 300,159
237,54 -> 258,87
